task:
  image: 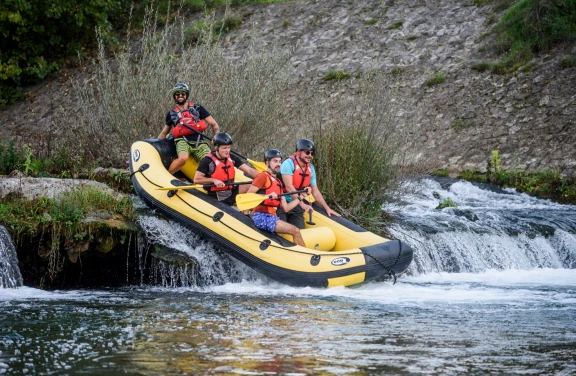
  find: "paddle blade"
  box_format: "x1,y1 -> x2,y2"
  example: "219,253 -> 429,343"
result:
248,159 -> 268,173
236,193 -> 268,211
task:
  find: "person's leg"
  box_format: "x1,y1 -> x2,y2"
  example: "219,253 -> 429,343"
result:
286,205 -> 305,229
276,207 -> 287,223
169,139 -> 190,174
190,143 -> 211,163
274,220 -> 305,247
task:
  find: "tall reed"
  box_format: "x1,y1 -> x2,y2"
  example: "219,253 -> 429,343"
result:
74,7 -> 293,164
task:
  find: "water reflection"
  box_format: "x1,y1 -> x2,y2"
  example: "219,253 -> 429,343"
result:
1,276 -> 575,375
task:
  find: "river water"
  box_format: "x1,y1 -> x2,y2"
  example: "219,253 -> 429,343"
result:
1,178 -> 575,375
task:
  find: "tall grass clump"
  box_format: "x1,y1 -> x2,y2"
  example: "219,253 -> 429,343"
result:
75,7 -> 293,165
492,0 -> 576,71
304,74 -> 415,232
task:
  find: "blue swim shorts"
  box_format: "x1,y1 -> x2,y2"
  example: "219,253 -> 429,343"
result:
253,212 -> 278,233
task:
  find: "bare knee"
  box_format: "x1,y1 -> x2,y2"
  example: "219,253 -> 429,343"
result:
288,225 -> 300,237
176,154 -> 189,165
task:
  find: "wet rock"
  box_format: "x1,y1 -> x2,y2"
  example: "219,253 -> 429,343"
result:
453,209 -> 479,221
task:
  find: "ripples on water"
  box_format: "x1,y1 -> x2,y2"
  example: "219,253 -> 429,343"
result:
1,269 -> 575,375
1,178 -> 575,375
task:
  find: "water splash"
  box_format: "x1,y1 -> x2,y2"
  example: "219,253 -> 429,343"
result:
386,178 -> 576,275
137,213 -> 262,287
0,226 -> 23,288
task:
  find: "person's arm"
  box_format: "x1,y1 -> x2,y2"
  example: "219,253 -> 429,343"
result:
158,125 -> 171,139
311,185 -> 340,217
193,159 -> 227,188
282,173 -> 312,212
280,194 -> 306,212
239,164 -> 258,179
205,116 -> 219,135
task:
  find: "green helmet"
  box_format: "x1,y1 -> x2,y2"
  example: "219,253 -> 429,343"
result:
172,83 -> 189,101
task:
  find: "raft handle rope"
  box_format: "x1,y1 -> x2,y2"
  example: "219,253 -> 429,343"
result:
130,163 -> 150,178
137,169 -> 402,280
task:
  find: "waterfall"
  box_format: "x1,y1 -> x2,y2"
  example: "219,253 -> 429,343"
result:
0,225 -> 23,288
385,178 -> 576,275
137,213 -> 263,287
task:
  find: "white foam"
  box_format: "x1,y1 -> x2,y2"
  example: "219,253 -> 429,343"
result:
202,268 -> 576,306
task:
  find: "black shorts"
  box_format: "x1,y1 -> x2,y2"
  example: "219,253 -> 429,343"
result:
277,204 -> 305,229
207,185 -> 239,205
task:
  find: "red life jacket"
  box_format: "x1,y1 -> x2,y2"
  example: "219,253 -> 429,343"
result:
171,102 -> 208,138
206,153 -> 235,192
289,156 -> 312,190
254,172 -> 284,214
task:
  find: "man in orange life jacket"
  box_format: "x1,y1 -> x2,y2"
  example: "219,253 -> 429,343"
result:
193,133 -> 258,205
246,149 -> 311,247
279,138 -> 340,229
157,83 -> 220,175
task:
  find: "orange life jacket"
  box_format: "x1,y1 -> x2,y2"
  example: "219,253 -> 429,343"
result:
206,153 -> 235,192
254,172 -> 284,214
289,156 -> 312,190
171,102 -> 208,138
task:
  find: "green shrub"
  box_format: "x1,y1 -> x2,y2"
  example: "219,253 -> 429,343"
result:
308,74 -> 414,233
0,139 -> 24,175
451,118 -> 465,128
492,0 -> 576,71
74,11 -> 294,164
0,0 -> 127,108
560,55 -> 576,68
436,197 -> 458,209
459,150 -> 576,204
430,168 -> 449,177
425,72 -> 445,87
363,18 -> 379,25
0,187 -> 133,237
387,20 -> 403,29
323,70 -> 352,81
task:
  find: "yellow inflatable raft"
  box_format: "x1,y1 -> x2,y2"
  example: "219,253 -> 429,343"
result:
129,139 -> 413,288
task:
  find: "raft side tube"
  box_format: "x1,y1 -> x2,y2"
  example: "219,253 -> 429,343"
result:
362,240 -> 414,281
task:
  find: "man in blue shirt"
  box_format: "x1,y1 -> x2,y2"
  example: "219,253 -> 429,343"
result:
279,138 -> 340,229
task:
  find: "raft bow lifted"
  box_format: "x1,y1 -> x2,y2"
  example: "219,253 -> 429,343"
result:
130,139 -> 413,288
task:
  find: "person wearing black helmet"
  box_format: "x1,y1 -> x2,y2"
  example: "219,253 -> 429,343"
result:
158,83 -> 220,175
193,133 -> 258,204
279,138 -> 340,228
245,149 -> 310,246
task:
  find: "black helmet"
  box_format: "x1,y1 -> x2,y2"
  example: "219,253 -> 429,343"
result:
264,149 -> 282,162
213,132 -> 233,147
172,83 -> 189,100
296,138 -> 315,152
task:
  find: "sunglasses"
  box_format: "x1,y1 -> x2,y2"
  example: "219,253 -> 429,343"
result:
174,92 -> 187,97
300,150 -> 314,156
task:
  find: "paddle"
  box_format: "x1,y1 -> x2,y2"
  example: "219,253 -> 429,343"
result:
184,133 -> 268,172
236,190 -> 308,211
156,181 -> 252,191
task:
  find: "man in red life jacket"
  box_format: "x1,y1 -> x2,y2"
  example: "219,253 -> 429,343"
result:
193,133 -> 258,205
279,138 -> 340,229
157,83 -> 220,175
246,149 -> 311,247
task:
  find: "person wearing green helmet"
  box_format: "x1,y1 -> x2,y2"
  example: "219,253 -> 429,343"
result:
193,133 -> 258,205
158,83 -> 220,175
279,138 -> 340,229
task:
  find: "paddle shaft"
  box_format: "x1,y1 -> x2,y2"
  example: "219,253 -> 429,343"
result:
183,131 -> 249,160
157,181 -> 252,191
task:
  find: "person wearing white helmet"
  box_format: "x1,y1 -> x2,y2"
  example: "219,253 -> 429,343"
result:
158,83 -> 220,175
